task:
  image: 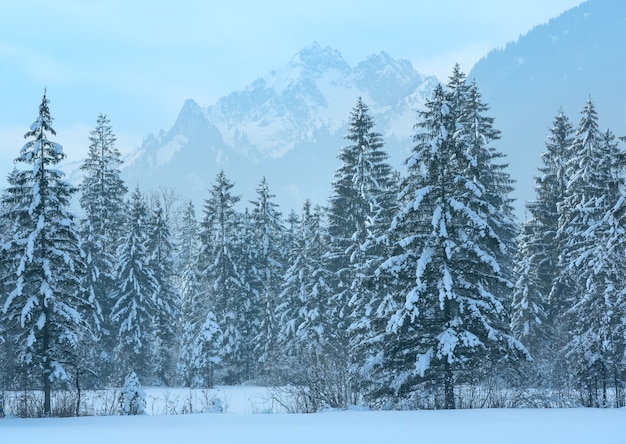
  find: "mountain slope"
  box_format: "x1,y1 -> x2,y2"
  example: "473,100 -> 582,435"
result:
123,43 -> 437,212
469,0 -> 626,218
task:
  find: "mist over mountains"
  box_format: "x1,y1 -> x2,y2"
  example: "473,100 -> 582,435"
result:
122,0 -> 624,219
122,42 -> 438,212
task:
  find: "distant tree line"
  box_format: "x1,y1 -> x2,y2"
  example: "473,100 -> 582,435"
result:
1,65 -> 626,416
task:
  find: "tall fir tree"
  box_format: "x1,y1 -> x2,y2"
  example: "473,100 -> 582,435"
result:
78,113 -> 127,381
511,109 -> 573,355
0,92 -> 97,415
276,202 -> 352,407
176,200 -> 200,275
232,208 -> 260,381
380,71 -> 526,409
110,187 -> 159,382
146,200 -> 181,385
199,171 -> 246,383
555,99 -> 626,405
326,97 -> 398,393
249,177 -> 284,374
277,201 -> 333,361
177,200 -> 230,387
597,191 -> 626,407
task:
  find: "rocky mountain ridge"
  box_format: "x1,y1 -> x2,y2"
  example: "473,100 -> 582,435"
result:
122,42 -> 438,212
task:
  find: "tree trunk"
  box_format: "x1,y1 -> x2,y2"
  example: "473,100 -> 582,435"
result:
444,359 -> 455,409
75,367 -> 81,417
43,323 -> 51,416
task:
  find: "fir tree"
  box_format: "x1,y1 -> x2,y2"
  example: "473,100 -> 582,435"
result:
199,171 -> 246,383
235,208 -> 261,381
597,192 -> 626,406
277,202 -> 351,406
278,201 -> 333,360
110,187 -> 159,382
146,200 -> 181,384
556,99 -> 626,405
381,72 -> 526,409
326,97 -> 397,393
177,260 -> 211,385
249,177 -> 284,373
0,92 -> 97,415
176,200 -> 200,275
177,310 -> 222,388
510,220 -> 548,353
511,109 -> 573,355
78,113 -> 127,381
118,370 -> 146,415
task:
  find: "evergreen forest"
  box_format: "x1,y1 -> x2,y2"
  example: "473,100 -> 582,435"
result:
2,66 -> 626,416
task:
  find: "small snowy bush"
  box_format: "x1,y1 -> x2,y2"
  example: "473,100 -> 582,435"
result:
119,371 -> 146,415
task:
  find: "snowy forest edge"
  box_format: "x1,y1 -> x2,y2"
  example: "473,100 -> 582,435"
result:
1,66 -> 626,417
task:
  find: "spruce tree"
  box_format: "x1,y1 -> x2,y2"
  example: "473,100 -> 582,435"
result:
556,99 -> 626,405
381,72 -> 526,409
178,309 -> 222,388
598,191 -> 626,406
0,92 -> 97,415
146,200 -> 181,384
235,208 -> 261,381
326,97 -> 397,394
511,109 -> 573,355
277,202 -> 351,407
110,187 -> 159,382
199,171 -> 246,383
277,201 -> 333,360
249,177 -> 284,374
176,200 -> 200,275
177,200 -> 226,387
177,257 -> 211,386
78,113 -> 127,381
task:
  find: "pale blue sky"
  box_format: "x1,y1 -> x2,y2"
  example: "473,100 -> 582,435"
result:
0,0 -> 583,165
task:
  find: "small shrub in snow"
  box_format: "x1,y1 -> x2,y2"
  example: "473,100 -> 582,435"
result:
205,396 -> 223,413
119,371 -> 146,415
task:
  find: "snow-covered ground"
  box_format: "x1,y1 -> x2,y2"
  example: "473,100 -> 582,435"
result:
1,386 -> 624,443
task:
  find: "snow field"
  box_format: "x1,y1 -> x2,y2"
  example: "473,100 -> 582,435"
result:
1,405 -> 625,444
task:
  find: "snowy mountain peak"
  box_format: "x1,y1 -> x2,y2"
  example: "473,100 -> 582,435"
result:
287,41 -> 350,75
123,44 -> 437,213
178,98 -> 203,118
355,52 -> 426,106
172,98 -> 210,137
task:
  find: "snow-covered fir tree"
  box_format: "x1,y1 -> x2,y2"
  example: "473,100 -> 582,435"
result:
0,92 -> 97,415
277,202 -> 333,364
461,78 -> 519,287
176,200 -> 200,275
110,187 -> 159,382
555,99 -> 626,406
177,309 -> 223,388
276,201 -> 355,407
176,199 -> 229,387
596,191 -> 626,407
380,71 -> 526,409
326,97 -> 398,394
78,113 -> 128,381
146,200 -> 181,384
199,171 -> 247,383
119,370 -> 146,415
249,177 -> 284,374
233,208 -> 262,381
511,109 -> 573,354
510,221 -> 547,353
177,262 -> 210,386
